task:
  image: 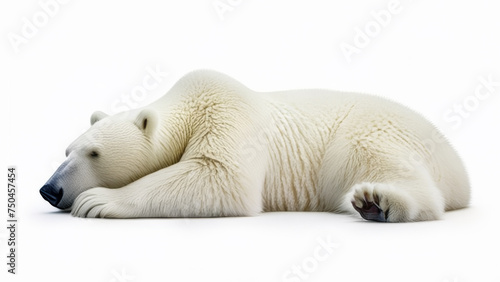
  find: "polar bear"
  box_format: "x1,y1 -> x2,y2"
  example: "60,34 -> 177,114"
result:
39,70 -> 470,222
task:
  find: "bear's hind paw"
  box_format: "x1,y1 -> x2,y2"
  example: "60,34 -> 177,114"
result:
349,182 -> 415,223
351,186 -> 388,222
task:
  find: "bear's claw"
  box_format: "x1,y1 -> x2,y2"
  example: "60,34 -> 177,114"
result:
351,198 -> 387,222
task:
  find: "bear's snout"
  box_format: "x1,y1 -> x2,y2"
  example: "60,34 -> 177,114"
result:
40,184 -> 64,208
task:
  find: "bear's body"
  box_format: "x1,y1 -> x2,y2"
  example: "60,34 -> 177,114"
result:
40,70 -> 470,222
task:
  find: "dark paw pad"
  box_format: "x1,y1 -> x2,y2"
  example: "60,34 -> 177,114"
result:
352,198 -> 387,222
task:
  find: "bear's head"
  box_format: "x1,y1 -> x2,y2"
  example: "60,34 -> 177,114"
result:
40,109 -> 162,210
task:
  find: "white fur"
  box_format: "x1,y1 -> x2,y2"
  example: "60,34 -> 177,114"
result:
61,70 -> 469,221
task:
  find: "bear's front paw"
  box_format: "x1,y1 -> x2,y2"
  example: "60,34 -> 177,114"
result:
71,188 -> 121,218
349,182 -> 415,223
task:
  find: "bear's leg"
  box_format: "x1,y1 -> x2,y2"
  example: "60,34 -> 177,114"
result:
344,170 -> 445,222
71,160 -> 262,218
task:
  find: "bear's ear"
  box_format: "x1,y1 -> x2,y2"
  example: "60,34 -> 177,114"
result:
134,109 -> 158,137
90,111 -> 109,125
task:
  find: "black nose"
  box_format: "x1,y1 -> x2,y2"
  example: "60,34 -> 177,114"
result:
40,185 -> 64,207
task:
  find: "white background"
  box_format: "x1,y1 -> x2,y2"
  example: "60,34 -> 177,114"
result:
1,1 -> 499,281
